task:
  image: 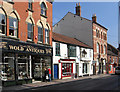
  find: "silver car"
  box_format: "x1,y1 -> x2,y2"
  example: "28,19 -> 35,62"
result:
115,66 -> 120,74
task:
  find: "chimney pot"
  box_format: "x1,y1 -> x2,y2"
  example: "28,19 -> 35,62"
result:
76,2 -> 81,16
92,14 -> 97,22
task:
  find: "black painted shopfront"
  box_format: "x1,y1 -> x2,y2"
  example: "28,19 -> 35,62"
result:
0,38 -> 53,86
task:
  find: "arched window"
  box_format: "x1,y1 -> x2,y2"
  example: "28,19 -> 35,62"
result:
27,18 -> 33,41
45,24 -> 49,44
97,42 -> 99,53
104,45 -> 106,54
38,22 -> 43,43
41,2 -> 47,16
0,8 -> 6,35
9,13 -> 18,37
101,45 -> 103,54
28,0 -> 33,10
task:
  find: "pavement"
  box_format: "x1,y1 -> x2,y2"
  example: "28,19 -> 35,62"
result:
2,74 -> 111,91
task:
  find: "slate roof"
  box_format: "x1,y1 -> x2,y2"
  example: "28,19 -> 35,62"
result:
52,32 -> 92,49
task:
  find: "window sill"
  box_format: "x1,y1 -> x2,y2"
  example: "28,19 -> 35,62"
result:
27,8 -> 34,12
55,55 -> 61,56
26,39 -> 34,43
40,14 -> 47,18
37,41 -> 43,45
7,36 -> 20,41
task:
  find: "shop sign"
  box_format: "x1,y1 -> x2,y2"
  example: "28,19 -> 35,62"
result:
0,39 -> 52,55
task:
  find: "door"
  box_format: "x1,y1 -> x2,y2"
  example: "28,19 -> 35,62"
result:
76,64 -> 79,76
54,64 -> 58,79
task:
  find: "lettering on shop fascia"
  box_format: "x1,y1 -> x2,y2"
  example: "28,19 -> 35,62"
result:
0,42 -> 52,54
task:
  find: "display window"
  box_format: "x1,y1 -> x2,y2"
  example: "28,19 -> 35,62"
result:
62,63 -> 72,77
33,56 -> 51,80
18,55 -> 30,79
0,53 -> 15,81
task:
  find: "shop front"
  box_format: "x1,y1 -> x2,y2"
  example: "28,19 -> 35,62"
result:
59,59 -> 75,79
0,38 -> 52,86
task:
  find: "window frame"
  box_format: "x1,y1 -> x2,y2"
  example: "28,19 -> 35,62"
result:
27,22 -> 33,41
28,0 -> 33,10
55,42 -> 60,56
45,25 -> 50,44
97,43 -> 99,54
68,45 -> 76,57
41,2 -> 47,16
0,13 -> 6,35
9,16 -> 18,37
38,26 -> 43,43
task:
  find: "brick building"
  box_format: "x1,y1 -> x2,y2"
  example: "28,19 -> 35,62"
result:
107,43 -> 119,74
53,3 -> 108,75
92,14 -> 108,74
0,0 -> 53,86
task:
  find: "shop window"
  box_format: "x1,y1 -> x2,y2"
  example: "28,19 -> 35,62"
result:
9,16 -> 18,37
28,0 -> 33,10
27,22 -> 33,41
68,45 -> 76,57
0,13 -> 6,35
38,26 -> 43,43
41,2 -> 47,16
18,55 -> 30,79
62,63 -> 72,77
45,25 -> 50,44
0,53 -> 15,81
55,42 -> 60,56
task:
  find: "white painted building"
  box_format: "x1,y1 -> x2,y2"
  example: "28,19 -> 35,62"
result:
52,32 -> 93,79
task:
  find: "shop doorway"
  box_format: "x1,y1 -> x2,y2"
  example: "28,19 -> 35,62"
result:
54,64 -> 58,79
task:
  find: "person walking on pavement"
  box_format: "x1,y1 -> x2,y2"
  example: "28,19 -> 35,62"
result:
44,68 -> 49,82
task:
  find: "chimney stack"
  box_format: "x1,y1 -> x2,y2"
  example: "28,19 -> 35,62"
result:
76,3 -> 81,16
92,14 -> 97,22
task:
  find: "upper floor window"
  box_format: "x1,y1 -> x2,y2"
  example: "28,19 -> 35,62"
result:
110,57 -> 111,64
55,42 -> 60,56
45,25 -> 49,44
82,49 -> 87,57
28,0 -> 33,10
97,42 -> 99,53
38,23 -> 43,43
68,45 -> 76,57
101,32 -> 102,39
101,45 -> 103,54
113,57 -> 114,63
103,33 -> 107,40
104,45 -> 106,54
41,2 -> 47,16
0,13 -> 6,35
96,29 -> 99,38
27,19 -> 33,41
9,16 -> 18,37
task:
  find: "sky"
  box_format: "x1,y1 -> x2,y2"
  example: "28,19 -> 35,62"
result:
53,2 -> 118,48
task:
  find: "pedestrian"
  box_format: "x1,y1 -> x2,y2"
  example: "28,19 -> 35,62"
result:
44,68 -> 49,82
48,68 -> 51,81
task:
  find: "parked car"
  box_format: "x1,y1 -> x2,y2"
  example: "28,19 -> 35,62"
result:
115,66 -> 120,74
